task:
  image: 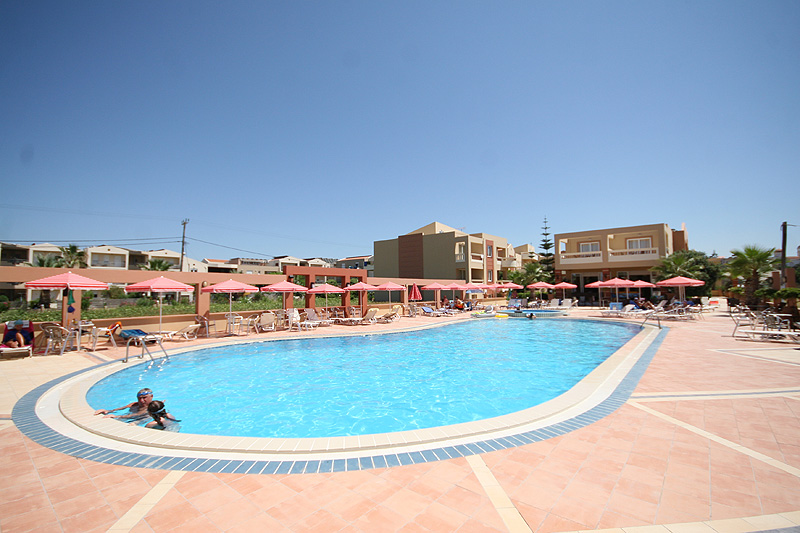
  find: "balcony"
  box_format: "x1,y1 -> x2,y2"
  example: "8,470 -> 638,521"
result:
608,247 -> 659,262
558,251 -> 602,265
500,258 -> 520,269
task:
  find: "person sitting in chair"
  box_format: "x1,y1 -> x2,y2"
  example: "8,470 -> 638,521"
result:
3,320 -> 33,348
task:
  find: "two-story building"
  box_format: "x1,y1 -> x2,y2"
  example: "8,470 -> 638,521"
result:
554,223 -> 688,293
373,222 -> 527,284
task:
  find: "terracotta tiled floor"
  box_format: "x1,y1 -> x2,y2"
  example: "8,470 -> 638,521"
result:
2,310 -> 800,532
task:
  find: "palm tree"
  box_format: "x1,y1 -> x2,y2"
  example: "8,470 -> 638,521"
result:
143,258 -> 172,271
726,245 -> 779,307
57,244 -> 87,268
650,252 -> 704,281
507,262 -> 548,291
25,254 -> 61,268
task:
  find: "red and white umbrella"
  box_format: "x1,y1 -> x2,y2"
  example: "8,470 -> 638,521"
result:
553,281 -> 578,298
374,281 -> 405,305
655,276 -> 704,302
202,279 -> 259,316
25,271 -> 109,290
125,276 -> 195,332
409,283 -> 422,301
598,278 -> 635,302
422,282 -> 448,307
307,283 -> 344,308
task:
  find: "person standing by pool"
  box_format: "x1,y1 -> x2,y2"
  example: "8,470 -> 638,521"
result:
94,388 -> 153,422
145,401 -> 180,431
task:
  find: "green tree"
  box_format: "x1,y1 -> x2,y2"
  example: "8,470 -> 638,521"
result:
539,217 -> 554,282
25,255 -> 61,268
57,244 -> 87,268
507,262 -> 547,290
143,258 -> 172,271
726,245 -> 779,307
650,250 -> 720,296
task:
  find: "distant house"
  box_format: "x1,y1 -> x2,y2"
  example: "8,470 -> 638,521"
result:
336,255 -> 373,275
86,245 -> 130,270
202,258 -> 237,274
373,222 -> 526,283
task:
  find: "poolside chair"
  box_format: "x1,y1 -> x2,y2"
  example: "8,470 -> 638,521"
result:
239,313 -> 261,335
41,323 -> 77,356
420,306 -> 444,317
358,307 -> 379,325
195,315 -> 218,337
256,312 -> 276,332
600,303 -> 629,318
224,313 -> 244,335
304,308 -> 332,326
90,322 -> 121,351
162,323 -> 201,341
1,320 -> 34,358
377,306 -> 401,323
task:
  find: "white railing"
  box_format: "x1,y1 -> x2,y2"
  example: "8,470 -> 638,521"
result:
558,251 -> 602,265
608,247 -> 659,262
455,253 -> 466,262
500,258 -> 520,268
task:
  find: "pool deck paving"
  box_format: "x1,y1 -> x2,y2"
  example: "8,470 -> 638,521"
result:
1,309 -> 800,532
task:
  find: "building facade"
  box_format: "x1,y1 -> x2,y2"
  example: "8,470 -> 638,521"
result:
554,223 -> 689,292
373,222 -> 529,284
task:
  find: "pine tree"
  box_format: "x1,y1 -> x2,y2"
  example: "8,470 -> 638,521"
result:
539,217 -> 554,281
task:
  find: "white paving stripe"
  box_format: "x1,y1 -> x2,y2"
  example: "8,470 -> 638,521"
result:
466,454 -> 532,532
107,469 -> 186,532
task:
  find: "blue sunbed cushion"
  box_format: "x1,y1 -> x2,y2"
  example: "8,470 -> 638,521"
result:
609,302 -> 623,311
119,329 -> 149,339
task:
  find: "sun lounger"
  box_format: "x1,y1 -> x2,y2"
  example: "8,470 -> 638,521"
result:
1,320 -> 34,358
163,323 -> 201,341
600,303 -> 628,317
420,306 -> 444,317
304,308 -> 332,326
738,329 -> 800,343
256,312 -> 276,332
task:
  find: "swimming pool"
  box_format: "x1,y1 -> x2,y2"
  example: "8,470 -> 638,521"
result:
87,319 -> 639,439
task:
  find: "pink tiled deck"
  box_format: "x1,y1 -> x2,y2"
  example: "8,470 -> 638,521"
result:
1,309 -> 799,532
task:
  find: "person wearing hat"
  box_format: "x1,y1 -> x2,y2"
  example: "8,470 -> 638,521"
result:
3,320 -> 33,348
94,388 -> 154,422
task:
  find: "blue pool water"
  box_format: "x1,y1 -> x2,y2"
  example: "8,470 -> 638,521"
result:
87,319 -> 639,438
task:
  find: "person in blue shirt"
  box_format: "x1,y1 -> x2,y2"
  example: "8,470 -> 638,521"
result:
3,321 -> 33,348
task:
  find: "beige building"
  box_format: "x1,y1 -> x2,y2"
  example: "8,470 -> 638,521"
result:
373,222 -> 528,283
554,222 -> 688,292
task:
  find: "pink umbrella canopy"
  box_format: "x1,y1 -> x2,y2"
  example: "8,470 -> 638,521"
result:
202,279 -> 259,316
25,271 -> 109,290
346,281 -> 378,291
307,283 -> 345,294
599,277 -> 635,302
527,281 -> 555,289
307,283 -> 345,308
261,280 -> 309,293
375,282 -> 405,305
202,279 -> 259,293
409,283 -> 422,301
632,280 -> 656,288
125,276 -> 195,293
125,276 -> 195,333
500,282 -> 524,290
553,281 -> 578,298
656,276 -> 705,302
421,282 -> 448,290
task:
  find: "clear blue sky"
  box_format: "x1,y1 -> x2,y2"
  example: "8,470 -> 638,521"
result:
2,1 -> 798,261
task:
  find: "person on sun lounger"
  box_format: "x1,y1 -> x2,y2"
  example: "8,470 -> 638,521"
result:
94,388 -> 154,422
2,320 -> 33,348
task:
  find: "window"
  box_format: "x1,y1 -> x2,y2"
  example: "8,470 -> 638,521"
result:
627,238 -> 651,250
487,245 -> 493,258
580,242 -> 600,253
487,270 -> 493,282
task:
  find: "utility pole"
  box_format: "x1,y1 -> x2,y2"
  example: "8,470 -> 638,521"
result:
780,221 -> 788,289
180,219 -> 189,272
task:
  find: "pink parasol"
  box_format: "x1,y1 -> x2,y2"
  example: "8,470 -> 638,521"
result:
553,281 -> 578,299
409,283 -> 422,301
500,282 -> 523,290
346,281 -> 378,291
656,276 -> 705,302
307,283 -> 344,308
374,282 -> 405,305
527,281 -> 555,289
422,282 -> 448,306
598,277 -> 635,302
25,271 -> 109,290
202,279 -> 259,318
262,280 -> 309,293
125,276 -> 195,332
631,279 -> 656,300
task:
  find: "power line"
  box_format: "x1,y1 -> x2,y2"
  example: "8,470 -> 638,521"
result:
187,237 -> 275,259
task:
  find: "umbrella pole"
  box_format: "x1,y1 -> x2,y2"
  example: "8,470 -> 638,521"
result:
159,293 -> 163,333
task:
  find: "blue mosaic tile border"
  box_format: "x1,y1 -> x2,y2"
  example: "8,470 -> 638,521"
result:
13,326 -> 668,473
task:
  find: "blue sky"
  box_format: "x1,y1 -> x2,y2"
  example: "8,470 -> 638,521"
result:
2,1 -> 798,261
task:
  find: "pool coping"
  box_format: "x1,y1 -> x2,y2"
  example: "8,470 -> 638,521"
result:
16,318 -> 667,472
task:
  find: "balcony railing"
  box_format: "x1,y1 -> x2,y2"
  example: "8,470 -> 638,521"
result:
608,247 -> 659,262
455,253 -> 466,262
558,251 -> 602,265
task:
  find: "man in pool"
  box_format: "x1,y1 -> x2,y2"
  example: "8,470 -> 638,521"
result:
94,388 -> 154,422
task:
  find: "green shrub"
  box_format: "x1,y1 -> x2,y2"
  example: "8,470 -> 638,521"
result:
776,287 -> 800,299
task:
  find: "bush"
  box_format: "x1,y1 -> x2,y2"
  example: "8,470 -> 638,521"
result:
776,287 -> 800,299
